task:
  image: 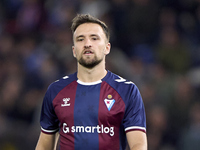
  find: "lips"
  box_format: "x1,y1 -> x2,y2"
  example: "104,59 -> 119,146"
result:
83,50 -> 93,54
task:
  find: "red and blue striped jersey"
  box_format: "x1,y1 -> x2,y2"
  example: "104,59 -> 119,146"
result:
40,70 -> 146,150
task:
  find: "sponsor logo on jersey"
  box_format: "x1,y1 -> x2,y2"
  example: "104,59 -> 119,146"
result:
61,98 -> 70,107
104,95 -> 115,111
63,123 -> 114,136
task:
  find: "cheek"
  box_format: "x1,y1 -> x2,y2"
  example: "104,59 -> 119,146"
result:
98,46 -> 105,55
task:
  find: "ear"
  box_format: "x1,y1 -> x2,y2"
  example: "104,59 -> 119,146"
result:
104,43 -> 111,55
72,46 -> 76,58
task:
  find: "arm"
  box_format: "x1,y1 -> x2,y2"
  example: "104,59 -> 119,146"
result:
35,132 -> 59,150
126,130 -> 147,150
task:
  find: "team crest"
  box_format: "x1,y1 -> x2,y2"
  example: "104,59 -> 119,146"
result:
104,95 -> 115,111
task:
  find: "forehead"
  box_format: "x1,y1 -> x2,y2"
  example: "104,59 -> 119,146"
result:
74,23 -> 105,38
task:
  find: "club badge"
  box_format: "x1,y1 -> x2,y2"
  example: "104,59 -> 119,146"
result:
104,95 -> 115,111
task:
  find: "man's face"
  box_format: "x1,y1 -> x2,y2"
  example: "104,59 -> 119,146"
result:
72,23 -> 110,69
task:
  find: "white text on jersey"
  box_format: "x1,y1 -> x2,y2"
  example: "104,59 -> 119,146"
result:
63,123 -> 114,136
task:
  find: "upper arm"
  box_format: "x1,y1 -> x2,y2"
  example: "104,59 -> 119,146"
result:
35,132 -> 59,150
126,130 -> 147,150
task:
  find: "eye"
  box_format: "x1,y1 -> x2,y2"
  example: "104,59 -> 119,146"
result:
91,36 -> 99,41
92,37 -> 97,40
77,38 -> 84,42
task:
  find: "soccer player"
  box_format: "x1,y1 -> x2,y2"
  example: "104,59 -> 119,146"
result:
35,14 -> 147,150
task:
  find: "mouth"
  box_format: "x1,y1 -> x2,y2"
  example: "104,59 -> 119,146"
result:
83,50 -> 93,55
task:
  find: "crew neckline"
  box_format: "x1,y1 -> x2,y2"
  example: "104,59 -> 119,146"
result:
77,79 -> 102,85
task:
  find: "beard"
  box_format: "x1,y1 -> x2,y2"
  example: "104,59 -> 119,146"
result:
78,55 -> 103,69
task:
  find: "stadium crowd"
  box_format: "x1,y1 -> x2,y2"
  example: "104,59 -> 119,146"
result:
0,0 -> 200,149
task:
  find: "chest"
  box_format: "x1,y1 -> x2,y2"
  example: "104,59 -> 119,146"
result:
53,83 -> 126,127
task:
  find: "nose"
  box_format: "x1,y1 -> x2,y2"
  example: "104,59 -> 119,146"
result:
84,45 -> 91,49
84,39 -> 92,49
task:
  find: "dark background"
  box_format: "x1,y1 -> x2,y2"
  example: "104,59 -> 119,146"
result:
0,0 -> 200,149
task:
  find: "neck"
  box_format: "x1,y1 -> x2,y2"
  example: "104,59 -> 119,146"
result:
77,62 -> 107,82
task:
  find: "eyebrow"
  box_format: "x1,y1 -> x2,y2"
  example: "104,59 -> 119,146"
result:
76,35 -> 84,39
75,34 -> 99,39
90,34 -> 99,37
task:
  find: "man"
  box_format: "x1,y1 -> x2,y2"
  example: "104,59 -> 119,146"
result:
36,14 -> 147,150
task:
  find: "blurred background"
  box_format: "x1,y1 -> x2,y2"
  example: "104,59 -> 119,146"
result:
0,0 -> 200,149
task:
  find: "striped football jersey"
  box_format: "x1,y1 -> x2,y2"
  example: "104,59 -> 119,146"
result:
40,70 -> 146,150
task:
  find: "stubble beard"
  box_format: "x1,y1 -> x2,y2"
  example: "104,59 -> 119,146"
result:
78,55 -> 103,69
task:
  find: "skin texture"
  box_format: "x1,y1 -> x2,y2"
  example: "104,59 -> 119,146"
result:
35,23 -> 147,150
127,131 -> 147,150
72,23 -> 111,83
36,132 -> 59,150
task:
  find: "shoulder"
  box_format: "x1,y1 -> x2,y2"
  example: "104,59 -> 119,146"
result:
104,71 -> 136,88
49,72 -> 77,87
45,72 -> 77,96
104,71 -> 140,97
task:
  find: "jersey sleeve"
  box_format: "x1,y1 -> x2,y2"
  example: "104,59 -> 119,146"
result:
40,85 -> 59,134
123,85 -> 146,133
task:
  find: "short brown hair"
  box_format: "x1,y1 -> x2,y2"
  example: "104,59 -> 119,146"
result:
71,14 -> 110,41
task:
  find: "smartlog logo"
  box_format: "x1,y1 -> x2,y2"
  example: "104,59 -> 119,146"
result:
63,123 -> 114,136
